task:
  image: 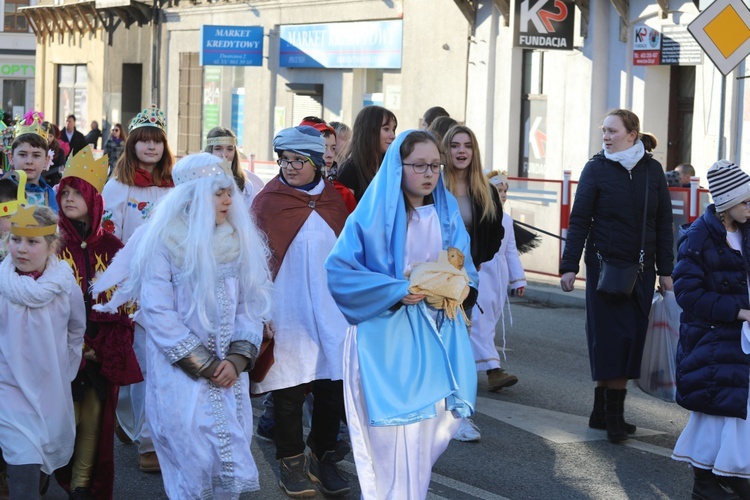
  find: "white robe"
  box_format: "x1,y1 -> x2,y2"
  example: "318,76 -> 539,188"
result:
137,229 -> 263,498
102,178 -> 171,449
0,257 -> 85,474
343,205 -> 460,500
470,213 -> 526,371
254,198 -> 348,393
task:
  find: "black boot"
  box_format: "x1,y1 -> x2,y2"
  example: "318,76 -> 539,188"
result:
718,475 -> 750,500
589,386 -> 636,434
604,389 -> 629,443
308,450 -> 351,496
693,467 -> 739,500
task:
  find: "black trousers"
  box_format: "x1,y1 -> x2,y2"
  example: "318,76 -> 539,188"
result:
273,379 -> 343,460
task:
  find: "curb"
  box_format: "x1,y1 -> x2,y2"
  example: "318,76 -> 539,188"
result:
519,281 -> 586,309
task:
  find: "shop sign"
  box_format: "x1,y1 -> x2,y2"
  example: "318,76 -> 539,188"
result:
279,20 -> 402,69
200,25 -> 264,66
632,25 -> 703,66
513,0 -> 575,51
0,64 -> 35,77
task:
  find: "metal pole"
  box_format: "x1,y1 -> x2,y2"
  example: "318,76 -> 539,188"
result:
718,72 -> 726,160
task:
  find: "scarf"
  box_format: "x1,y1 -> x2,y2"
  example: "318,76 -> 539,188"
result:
133,167 -> 174,188
252,176 -> 347,279
163,218 -> 240,268
0,256 -> 74,308
603,140 -> 645,170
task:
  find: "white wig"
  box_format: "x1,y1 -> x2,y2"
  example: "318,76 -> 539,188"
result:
115,153 -> 272,332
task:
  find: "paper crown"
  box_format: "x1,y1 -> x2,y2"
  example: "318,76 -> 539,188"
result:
129,104 -> 166,133
173,159 -> 234,186
9,204 -> 57,237
61,145 -> 109,193
14,111 -> 48,142
0,170 -> 28,217
206,136 -> 236,148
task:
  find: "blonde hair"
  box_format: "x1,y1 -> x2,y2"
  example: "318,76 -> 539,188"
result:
442,125 -> 497,223
205,127 -> 246,192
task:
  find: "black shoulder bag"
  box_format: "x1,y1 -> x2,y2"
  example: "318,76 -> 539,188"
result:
596,168 -> 648,301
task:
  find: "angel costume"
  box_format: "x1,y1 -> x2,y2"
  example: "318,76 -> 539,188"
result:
325,130 -> 479,500
0,256 -> 85,474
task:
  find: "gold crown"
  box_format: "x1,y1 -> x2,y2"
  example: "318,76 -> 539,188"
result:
129,104 -> 167,133
14,112 -> 48,141
62,145 -> 109,193
9,204 -> 57,238
206,136 -> 237,148
0,170 -> 28,217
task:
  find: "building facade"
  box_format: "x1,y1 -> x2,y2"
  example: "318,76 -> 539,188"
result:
21,0 -> 750,182
1,0 -> 35,120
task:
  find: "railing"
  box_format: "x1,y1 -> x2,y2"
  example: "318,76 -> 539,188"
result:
507,173 -> 710,278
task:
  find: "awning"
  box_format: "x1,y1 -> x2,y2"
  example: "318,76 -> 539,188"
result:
19,0 -> 156,38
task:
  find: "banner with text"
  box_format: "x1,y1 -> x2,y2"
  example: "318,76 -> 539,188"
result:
633,24 -> 702,66
514,0 -> 575,51
200,25 -> 264,66
279,20 -> 402,68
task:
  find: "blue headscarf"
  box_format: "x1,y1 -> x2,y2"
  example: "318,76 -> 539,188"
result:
273,126 -> 326,168
325,129 -> 478,426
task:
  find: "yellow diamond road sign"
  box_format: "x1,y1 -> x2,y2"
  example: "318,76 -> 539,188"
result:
688,0 -> 750,75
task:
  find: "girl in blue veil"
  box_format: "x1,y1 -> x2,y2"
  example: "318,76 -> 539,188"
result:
325,130 -> 479,499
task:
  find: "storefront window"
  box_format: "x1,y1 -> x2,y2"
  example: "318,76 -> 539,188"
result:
519,50 -> 547,178
57,64 -> 88,130
4,0 -> 29,33
2,79 -> 26,117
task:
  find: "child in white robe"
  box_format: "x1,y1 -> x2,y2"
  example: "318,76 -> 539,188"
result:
326,130 -> 479,500
94,153 -> 273,498
0,205 -> 85,497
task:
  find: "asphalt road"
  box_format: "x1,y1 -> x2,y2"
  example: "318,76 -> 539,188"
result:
44,296 -> 693,499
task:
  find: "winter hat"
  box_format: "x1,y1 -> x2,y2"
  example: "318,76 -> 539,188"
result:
707,160 -> 750,212
273,126 -> 326,168
299,118 -> 336,138
665,170 -> 682,187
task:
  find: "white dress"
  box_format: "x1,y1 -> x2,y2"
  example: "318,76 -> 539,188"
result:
0,257 -> 85,474
344,205 -> 460,500
470,213 -> 526,371
137,224 -> 263,498
672,229 -> 750,477
253,180 -> 348,393
102,178 -> 172,449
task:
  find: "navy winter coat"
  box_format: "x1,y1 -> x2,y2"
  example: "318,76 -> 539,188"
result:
673,204 -> 750,419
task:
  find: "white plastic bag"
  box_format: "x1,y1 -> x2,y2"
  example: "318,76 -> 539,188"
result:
636,291 -> 681,402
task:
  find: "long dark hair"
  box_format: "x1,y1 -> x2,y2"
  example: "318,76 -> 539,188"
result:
112,126 -> 174,186
342,105 -> 397,192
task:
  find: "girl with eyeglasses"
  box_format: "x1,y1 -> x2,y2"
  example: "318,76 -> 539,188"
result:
251,126 -> 351,497
326,129 -> 479,499
441,125 -> 505,442
103,123 -> 126,176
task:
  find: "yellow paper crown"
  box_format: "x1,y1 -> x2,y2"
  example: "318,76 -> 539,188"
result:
62,145 -> 109,193
9,204 -> 57,237
14,112 -> 49,142
0,170 -> 28,217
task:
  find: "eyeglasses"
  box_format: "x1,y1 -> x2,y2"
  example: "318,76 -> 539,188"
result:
277,158 -> 309,170
403,163 -> 444,174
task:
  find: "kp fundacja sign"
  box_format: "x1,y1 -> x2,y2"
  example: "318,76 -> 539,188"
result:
514,0 -> 576,51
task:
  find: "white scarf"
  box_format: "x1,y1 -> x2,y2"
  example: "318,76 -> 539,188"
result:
603,139 -> 645,171
0,256 -> 74,308
163,218 -> 241,267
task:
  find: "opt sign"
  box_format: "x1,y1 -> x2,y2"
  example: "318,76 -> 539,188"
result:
688,0 -> 750,75
514,0 -> 575,51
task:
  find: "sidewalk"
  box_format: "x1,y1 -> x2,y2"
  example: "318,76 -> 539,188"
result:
520,274 -> 586,309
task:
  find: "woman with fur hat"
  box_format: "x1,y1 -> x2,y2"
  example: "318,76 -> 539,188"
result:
93,152 -> 273,498
672,160 -> 750,499
251,126 -> 351,498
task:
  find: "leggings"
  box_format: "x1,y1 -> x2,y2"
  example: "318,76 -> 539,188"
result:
72,386 -> 103,489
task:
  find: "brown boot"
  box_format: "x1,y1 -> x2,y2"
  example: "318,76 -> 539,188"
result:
487,369 -> 518,392
139,451 -> 161,473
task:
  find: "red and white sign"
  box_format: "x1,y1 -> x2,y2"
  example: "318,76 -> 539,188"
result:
633,25 -> 662,65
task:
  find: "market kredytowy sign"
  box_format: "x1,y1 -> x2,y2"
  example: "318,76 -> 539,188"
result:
200,25 -> 264,66
514,0 -> 575,51
279,20 -> 403,69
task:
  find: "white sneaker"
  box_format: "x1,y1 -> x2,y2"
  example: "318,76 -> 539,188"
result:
453,418 -> 481,442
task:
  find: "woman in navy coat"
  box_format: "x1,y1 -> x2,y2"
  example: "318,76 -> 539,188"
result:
559,109 -> 674,443
672,160 -> 750,500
